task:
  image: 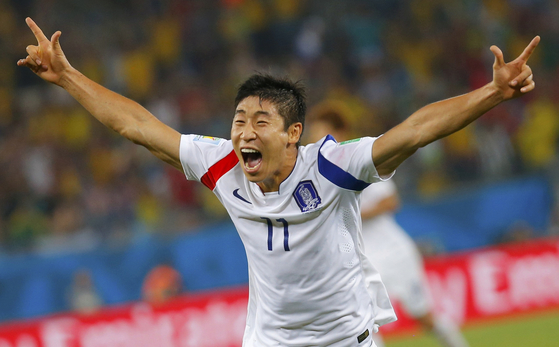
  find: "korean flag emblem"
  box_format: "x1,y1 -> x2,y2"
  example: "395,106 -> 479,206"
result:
293,180 -> 321,212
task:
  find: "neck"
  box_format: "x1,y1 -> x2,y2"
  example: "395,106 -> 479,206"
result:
257,146 -> 298,193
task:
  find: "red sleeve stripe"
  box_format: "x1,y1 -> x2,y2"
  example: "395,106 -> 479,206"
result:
200,150 -> 239,190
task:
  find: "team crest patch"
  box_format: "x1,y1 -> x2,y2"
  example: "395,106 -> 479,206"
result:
293,180 -> 321,212
193,135 -> 223,145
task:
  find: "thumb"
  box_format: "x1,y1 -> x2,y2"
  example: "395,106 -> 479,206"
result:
51,31 -> 62,51
490,45 -> 505,69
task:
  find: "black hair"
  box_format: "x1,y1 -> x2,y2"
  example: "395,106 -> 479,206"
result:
235,74 -> 307,144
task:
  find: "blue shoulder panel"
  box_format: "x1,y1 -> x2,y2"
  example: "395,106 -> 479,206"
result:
317,135 -> 371,191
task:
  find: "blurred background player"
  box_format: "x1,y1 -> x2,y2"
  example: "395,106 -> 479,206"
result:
306,104 -> 469,347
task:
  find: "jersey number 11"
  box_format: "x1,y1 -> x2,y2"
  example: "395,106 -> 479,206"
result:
261,217 -> 290,251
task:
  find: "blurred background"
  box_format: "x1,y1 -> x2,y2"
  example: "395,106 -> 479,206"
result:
0,0 -> 558,345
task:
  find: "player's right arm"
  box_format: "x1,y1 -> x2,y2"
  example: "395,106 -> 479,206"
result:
17,18 -> 182,171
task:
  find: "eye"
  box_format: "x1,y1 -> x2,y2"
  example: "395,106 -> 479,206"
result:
235,120 -> 245,125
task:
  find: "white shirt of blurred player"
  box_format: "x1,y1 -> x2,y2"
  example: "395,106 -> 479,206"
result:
180,134 -> 396,347
360,180 -> 431,317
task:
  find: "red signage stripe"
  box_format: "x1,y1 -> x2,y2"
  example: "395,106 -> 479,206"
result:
200,150 -> 239,190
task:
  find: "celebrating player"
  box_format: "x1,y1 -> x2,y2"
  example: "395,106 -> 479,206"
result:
18,17 -> 538,347
306,108 -> 469,347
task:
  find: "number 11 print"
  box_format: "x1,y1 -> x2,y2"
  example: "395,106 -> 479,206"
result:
261,217 -> 290,251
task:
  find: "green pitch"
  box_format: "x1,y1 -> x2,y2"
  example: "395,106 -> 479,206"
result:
385,309 -> 559,347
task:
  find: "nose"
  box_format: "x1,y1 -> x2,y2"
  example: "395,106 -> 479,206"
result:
240,123 -> 257,141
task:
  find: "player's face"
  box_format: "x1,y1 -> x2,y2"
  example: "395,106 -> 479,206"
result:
231,96 -> 301,192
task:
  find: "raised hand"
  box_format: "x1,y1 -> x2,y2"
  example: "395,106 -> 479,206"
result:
490,36 -> 540,101
17,17 -> 72,85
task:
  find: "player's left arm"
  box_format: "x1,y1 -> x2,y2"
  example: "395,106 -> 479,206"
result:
372,36 -> 540,176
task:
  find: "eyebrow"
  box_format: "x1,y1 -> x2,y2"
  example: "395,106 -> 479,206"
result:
234,109 -> 271,117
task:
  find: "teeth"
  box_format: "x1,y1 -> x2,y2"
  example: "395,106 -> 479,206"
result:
241,148 -> 260,153
245,162 -> 261,169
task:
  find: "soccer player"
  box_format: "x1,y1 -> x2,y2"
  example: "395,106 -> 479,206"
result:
306,109 -> 469,347
18,17 -> 538,347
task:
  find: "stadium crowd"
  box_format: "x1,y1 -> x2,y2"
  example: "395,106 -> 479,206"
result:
1,0 -> 558,253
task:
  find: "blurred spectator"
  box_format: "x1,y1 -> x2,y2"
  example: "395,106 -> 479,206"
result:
35,199 -> 101,254
68,269 -> 103,315
497,220 -> 535,244
516,97 -> 559,169
141,265 -> 183,305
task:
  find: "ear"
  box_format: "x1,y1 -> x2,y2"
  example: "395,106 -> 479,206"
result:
287,122 -> 303,145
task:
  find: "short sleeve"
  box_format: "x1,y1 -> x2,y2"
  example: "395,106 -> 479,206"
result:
179,134 -> 232,182
318,136 -> 394,190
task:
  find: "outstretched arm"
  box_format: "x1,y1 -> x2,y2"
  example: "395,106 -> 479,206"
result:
17,18 -> 182,170
372,36 -> 540,176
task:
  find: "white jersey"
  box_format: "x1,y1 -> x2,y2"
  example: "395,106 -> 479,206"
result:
180,134 -> 396,347
360,181 -> 418,261
360,180 -> 431,317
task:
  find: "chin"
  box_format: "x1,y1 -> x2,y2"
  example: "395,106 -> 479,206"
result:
243,170 -> 263,182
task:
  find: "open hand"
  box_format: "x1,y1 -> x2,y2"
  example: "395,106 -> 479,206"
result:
490,36 -> 540,101
16,17 -> 72,86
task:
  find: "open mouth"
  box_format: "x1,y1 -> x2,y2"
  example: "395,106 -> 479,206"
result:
241,148 -> 263,172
